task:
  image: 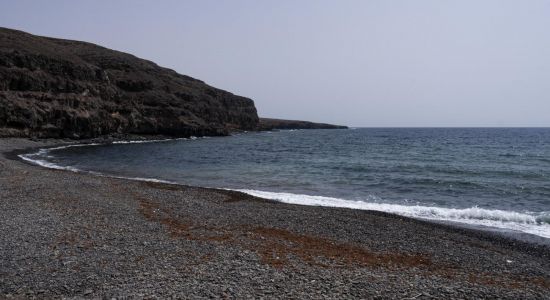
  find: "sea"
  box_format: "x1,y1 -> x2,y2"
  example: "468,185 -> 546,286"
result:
21,128 -> 550,239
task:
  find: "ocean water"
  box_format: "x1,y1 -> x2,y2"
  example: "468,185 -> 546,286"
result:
21,128 -> 550,238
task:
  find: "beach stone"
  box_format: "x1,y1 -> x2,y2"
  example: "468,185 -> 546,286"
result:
0,138 -> 549,299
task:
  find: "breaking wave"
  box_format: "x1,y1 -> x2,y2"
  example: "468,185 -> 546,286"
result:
237,189 -> 550,239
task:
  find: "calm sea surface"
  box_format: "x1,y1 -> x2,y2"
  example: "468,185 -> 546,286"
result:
23,128 -> 550,238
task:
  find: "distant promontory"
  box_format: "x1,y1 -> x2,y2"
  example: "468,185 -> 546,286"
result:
258,118 -> 347,130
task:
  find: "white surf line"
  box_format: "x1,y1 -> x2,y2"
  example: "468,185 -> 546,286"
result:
17,137 -> 191,175
18,145 -> 184,185
236,189 -> 550,239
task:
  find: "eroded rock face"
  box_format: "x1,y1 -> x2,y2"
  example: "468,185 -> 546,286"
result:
0,27 -> 259,138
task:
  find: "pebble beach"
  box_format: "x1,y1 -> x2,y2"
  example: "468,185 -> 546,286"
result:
1,138 -> 549,299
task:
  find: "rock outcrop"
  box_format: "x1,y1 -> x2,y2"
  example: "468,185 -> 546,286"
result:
0,27 -> 259,138
258,118 -> 347,130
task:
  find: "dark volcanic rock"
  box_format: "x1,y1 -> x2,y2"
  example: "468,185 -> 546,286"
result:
0,27 -> 259,138
258,118 -> 347,130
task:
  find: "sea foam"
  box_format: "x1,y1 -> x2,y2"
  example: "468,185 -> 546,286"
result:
19,144 -> 101,172
236,189 -> 550,239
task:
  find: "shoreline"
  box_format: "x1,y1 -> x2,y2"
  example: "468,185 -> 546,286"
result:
1,138 -> 549,298
10,137 -> 550,246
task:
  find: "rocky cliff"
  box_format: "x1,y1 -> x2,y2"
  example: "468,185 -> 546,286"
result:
0,28 -> 259,138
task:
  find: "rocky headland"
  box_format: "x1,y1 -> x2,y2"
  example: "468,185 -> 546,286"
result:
259,118 -> 347,130
0,27 -> 345,140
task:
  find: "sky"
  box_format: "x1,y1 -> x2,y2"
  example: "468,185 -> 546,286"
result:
1,0 -> 549,127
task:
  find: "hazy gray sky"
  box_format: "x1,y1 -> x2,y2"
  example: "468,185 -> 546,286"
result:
1,0 -> 549,127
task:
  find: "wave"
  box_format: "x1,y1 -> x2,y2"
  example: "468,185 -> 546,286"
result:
112,138 -> 184,144
19,146 -> 179,185
18,137 -> 194,167
236,189 -> 550,239
18,143 -> 103,172
19,153 -> 81,172
18,135 -> 221,175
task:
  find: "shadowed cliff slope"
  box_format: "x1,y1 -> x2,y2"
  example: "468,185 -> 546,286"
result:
0,28 -> 258,138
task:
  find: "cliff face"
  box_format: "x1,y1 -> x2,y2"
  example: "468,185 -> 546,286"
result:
0,28 -> 259,138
